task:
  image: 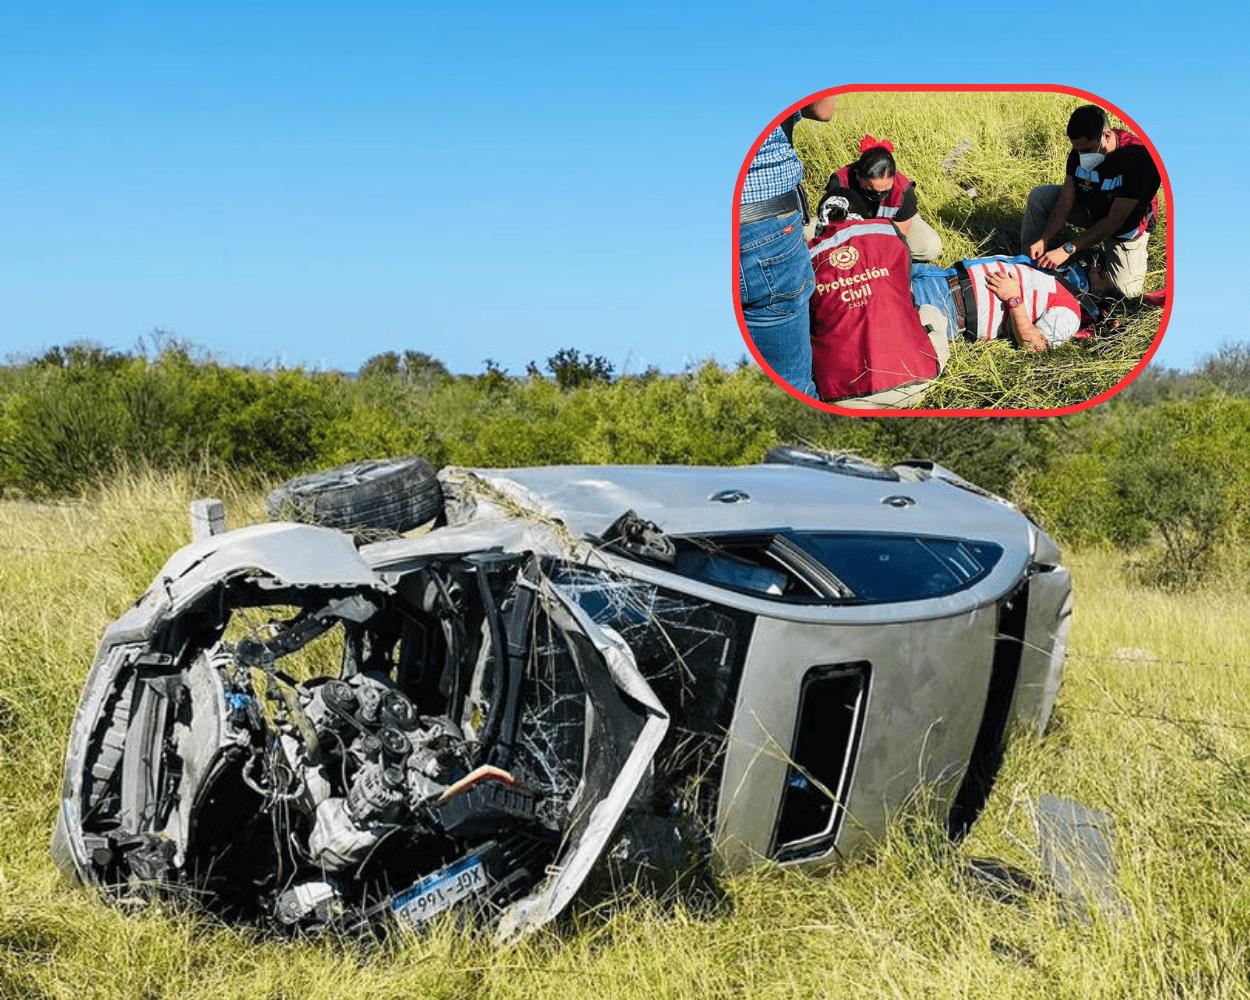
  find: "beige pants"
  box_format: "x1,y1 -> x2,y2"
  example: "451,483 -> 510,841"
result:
833,305 -> 950,409
903,215 -> 943,263
1021,184 -> 1150,297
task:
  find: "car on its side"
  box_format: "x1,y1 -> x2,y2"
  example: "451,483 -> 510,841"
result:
53,447 -> 1071,941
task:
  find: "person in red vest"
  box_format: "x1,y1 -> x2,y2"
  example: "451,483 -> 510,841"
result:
821,136 -> 943,263
1022,104 -> 1161,299
807,197 -> 948,408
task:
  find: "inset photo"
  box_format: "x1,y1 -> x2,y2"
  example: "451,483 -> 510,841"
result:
734,86 -> 1170,414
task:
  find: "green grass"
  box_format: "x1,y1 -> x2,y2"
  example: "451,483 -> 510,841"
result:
4,474 -> 1250,999
791,91 -> 1167,410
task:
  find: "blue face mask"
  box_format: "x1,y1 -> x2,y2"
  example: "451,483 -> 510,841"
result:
1078,152 -> 1105,171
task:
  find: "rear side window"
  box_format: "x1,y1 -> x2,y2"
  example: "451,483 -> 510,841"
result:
789,533 -> 1002,603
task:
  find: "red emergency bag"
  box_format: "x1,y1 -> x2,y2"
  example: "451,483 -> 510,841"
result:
808,219 -> 938,401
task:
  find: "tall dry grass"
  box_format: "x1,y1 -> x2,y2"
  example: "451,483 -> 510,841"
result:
2,475 -> 1248,999
791,90 -> 1167,410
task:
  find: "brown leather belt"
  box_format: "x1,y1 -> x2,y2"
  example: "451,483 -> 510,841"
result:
947,273 -> 969,333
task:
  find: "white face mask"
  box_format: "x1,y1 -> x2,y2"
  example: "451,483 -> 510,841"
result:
1078,151 -> 1105,171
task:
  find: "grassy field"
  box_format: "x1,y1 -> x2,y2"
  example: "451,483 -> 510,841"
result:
4,474 -> 1249,1000
790,90 -> 1168,410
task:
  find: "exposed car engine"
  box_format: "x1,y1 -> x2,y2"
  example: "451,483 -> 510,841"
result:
63,550 -> 612,935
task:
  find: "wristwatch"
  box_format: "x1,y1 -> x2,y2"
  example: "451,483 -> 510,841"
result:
1005,296 -> 1023,309
1062,241 -> 1076,254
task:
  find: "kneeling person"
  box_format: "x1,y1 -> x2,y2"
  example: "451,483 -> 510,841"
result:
1022,104 -> 1160,298
822,136 -> 943,263
808,202 -> 947,407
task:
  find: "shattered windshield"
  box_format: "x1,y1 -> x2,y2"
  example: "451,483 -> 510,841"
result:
57,552 -> 667,940
553,568 -> 754,837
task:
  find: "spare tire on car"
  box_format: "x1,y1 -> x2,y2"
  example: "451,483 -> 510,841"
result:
266,456 -> 443,534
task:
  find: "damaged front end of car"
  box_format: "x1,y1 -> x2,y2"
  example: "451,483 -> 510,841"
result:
52,521 -> 669,942
55,452 -> 1073,943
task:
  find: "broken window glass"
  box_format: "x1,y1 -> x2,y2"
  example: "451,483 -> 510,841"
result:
553,567 -> 753,837
62,556 -> 663,938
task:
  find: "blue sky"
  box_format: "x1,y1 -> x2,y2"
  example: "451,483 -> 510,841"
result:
0,2 -> 1240,374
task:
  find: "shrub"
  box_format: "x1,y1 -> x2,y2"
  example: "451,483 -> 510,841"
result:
5,341 -> 1250,593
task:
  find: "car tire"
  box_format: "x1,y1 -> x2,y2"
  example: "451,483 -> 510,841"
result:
266,456 -> 443,534
763,444 -> 899,481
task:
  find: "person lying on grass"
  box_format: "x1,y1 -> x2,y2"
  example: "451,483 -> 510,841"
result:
910,254 -> 1104,353
820,136 -> 943,263
814,188 -> 1107,356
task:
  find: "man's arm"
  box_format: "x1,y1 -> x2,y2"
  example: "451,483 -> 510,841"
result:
1028,176 -> 1077,259
984,271 -> 1049,352
1037,196 -> 1136,269
802,97 -> 837,121
1004,303 -> 1051,352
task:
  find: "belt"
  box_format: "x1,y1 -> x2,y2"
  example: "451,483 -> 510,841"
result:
740,187 -> 806,225
948,271 -> 975,335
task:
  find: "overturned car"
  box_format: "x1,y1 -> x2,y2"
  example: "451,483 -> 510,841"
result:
53,449 -> 1072,941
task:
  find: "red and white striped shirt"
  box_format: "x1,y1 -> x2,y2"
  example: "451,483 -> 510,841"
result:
965,259 -> 1081,347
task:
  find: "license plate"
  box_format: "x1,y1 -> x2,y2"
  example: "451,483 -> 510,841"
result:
390,855 -> 487,927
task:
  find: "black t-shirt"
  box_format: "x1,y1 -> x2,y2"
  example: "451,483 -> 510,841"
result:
824,167 -> 918,223
1065,141 -> 1159,233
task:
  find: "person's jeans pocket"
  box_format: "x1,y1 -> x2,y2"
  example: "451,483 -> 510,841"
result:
740,212 -> 809,312
758,229 -> 815,316
738,212 -> 817,398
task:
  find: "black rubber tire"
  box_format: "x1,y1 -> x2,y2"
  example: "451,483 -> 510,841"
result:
763,444 -> 900,482
266,456 -> 443,534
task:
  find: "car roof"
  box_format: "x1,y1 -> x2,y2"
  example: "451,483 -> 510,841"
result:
464,464 -> 1031,548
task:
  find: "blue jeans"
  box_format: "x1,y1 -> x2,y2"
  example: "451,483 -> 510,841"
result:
739,209 -> 816,397
909,263 -> 960,339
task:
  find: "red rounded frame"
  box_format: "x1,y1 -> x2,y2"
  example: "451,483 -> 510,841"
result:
731,84 -> 1174,417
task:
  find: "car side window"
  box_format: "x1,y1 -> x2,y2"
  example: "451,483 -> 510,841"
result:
669,536 -> 826,600
789,533 -> 1002,603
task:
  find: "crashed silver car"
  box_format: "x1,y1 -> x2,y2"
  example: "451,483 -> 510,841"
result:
53,448 -> 1072,941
